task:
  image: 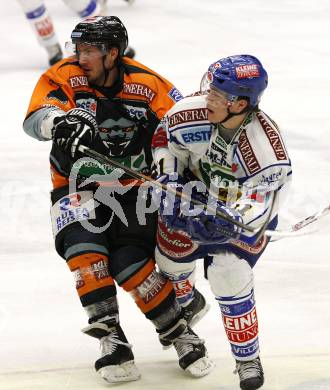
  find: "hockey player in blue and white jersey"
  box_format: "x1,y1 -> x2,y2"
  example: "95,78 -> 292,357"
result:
152,54 -> 292,390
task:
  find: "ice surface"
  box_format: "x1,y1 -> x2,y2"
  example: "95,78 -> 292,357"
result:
1,0 -> 330,389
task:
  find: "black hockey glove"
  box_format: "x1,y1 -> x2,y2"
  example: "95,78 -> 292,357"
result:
52,108 -> 98,159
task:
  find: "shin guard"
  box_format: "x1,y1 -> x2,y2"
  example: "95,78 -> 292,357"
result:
67,253 -> 116,307
217,290 -> 259,361
119,258 -> 177,325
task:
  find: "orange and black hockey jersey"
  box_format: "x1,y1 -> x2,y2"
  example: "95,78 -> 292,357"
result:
24,56 -> 182,188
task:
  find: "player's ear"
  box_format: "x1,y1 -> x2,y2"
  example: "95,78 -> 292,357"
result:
235,98 -> 249,113
108,46 -> 119,61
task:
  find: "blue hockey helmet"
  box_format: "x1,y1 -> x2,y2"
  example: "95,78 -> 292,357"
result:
206,55 -> 268,107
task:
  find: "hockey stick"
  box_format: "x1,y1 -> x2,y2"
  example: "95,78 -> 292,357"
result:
265,203 -> 330,239
78,146 -> 330,240
77,145 -> 263,234
253,190 -> 278,241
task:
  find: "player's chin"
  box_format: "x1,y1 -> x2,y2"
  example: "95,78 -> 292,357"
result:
206,108 -> 215,120
85,73 -> 96,84
82,69 -> 94,80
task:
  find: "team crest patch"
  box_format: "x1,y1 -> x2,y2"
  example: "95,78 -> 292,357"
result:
168,87 -> 183,103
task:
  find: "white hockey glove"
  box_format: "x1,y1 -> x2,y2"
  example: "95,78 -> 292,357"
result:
52,108 -> 98,158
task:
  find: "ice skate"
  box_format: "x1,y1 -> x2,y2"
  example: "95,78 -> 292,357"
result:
173,325 -> 215,377
235,357 -> 264,390
161,289 -> 209,350
83,322 -> 140,383
182,288 -> 210,327
159,319 -> 214,377
47,43 -> 63,66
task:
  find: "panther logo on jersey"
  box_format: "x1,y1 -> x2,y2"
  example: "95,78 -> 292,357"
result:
98,117 -> 137,156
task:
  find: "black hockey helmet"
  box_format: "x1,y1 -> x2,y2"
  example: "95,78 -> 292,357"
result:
71,16 -> 128,56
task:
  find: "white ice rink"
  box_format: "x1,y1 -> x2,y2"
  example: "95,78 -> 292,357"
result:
1,0 -> 330,389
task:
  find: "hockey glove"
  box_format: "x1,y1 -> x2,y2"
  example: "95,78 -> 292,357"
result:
186,204 -> 243,244
52,108 -> 98,158
153,174 -> 212,232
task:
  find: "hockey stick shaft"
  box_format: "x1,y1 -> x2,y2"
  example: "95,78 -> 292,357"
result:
265,203 -> 330,238
78,145 -> 259,233
78,146 -> 330,240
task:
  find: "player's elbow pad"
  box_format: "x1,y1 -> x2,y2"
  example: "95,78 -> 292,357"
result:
40,108 -> 66,140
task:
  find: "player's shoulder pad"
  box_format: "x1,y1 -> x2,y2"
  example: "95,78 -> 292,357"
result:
238,110 -> 290,172
122,57 -> 170,83
166,94 -> 208,132
255,110 -> 290,163
122,58 -> 183,106
46,57 -> 87,87
165,94 -> 212,147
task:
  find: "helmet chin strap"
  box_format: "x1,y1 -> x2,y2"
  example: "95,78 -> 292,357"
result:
219,106 -> 244,124
102,56 -> 109,87
219,103 -> 254,125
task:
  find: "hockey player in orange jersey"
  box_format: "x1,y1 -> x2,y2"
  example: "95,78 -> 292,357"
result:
23,15 -> 214,383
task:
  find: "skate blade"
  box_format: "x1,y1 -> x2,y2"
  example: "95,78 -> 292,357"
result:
99,360 -> 141,383
185,356 -> 215,378
189,303 -> 211,328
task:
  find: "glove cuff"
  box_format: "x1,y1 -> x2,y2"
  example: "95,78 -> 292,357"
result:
65,108 -> 98,132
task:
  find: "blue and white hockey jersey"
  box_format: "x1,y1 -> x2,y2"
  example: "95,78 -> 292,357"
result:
153,94 -> 292,249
